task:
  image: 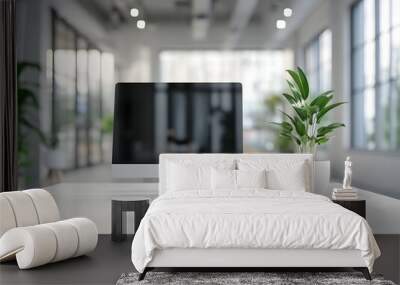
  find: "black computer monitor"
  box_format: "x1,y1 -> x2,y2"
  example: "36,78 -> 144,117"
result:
112,83 -> 242,177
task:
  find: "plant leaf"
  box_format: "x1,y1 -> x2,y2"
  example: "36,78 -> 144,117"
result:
317,123 -> 345,137
270,122 -> 285,130
293,116 -> 306,137
281,121 -> 293,131
293,106 -> 307,121
19,81 -> 40,89
297,67 -> 309,100
291,89 -> 303,103
280,131 -> 301,145
286,79 -> 296,91
280,111 -> 296,127
282,93 -> 297,104
307,105 -> 319,116
317,102 -> 346,122
270,121 -> 294,132
287,69 -> 304,97
310,91 -> 333,109
316,136 -> 329,145
17,62 -> 41,78
269,122 -> 282,127
18,88 -> 39,109
19,117 -> 48,145
286,80 -> 303,103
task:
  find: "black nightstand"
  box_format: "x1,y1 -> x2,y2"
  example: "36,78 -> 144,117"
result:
111,197 -> 150,242
332,199 -> 366,218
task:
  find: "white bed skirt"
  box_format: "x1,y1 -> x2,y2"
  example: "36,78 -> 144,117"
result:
148,248 -> 366,268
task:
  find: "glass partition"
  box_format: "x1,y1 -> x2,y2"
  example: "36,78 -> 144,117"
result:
50,10 -> 112,170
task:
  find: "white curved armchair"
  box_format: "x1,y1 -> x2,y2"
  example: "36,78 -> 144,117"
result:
0,189 -> 98,269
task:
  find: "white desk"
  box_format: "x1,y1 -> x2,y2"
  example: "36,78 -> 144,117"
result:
46,183 -> 158,234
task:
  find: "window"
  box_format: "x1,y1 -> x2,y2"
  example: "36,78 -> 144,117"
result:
351,0 -> 400,151
50,10 -> 115,169
305,29 -> 332,94
159,50 -> 293,152
304,30 -> 332,153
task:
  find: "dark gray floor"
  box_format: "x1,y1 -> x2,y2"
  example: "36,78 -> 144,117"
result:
374,235 -> 400,284
1,235 -> 399,285
0,235 -> 133,285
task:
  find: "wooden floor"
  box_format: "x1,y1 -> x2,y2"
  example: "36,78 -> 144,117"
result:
0,235 -> 398,285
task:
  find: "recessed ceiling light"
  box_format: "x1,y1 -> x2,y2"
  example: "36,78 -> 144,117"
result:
284,8 -> 293,17
137,20 -> 146,29
130,8 -> 139,17
276,19 -> 286,29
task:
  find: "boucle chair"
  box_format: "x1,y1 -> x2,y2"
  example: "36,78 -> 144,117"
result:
0,189 -> 98,269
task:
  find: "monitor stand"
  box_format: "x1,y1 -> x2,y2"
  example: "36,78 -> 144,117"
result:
112,164 -> 159,181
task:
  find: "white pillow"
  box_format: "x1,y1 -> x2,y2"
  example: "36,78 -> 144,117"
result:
211,168 -> 236,190
236,169 -> 267,189
165,159 -> 236,192
237,159 -> 308,191
211,169 -> 268,191
167,162 -> 211,191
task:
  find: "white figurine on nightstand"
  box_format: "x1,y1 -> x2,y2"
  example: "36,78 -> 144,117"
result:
332,156 -> 357,200
343,156 -> 352,190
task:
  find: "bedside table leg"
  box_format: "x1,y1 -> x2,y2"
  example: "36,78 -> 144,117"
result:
112,201 -> 123,242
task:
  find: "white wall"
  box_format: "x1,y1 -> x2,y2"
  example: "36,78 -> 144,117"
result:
288,0 -> 400,198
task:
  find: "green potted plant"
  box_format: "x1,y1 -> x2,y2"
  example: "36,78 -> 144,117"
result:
272,67 -> 346,193
17,62 -> 48,186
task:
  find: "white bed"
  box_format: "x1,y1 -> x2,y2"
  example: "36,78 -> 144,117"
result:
131,154 -> 380,280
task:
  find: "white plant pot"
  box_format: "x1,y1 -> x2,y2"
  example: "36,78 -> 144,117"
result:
47,149 -> 67,170
313,160 -> 330,196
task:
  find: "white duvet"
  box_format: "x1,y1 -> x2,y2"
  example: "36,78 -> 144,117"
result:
131,190 -> 380,273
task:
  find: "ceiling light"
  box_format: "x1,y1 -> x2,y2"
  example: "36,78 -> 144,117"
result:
284,8 -> 292,17
130,8 -> 139,17
276,19 -> 286,29
137,20 -> 146,29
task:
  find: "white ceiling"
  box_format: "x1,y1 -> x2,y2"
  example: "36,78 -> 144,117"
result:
80,0 -> 324,48
85,0 -> 289,25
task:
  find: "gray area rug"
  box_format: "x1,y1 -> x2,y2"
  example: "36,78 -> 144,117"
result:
116,272 -> 396,285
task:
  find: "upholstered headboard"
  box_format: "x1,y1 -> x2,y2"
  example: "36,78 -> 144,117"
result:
159,153 -> 314,195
